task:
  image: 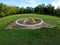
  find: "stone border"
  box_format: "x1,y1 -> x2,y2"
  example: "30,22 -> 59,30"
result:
15,18 -> 44,26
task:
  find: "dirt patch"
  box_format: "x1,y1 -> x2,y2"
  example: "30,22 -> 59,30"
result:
5,21 -> 55,29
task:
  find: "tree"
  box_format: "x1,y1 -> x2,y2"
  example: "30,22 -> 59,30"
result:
45,4 -> 54,15
34,4 -> 45,14
24,7 -> 34,13
0,3 -> 20,17
0,3 -> 60,17
55,7 -> 60,16
19,7 -> 25,13
0,3 -> 7,17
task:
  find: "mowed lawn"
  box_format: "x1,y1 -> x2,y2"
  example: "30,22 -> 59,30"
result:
0,14 -> 60,45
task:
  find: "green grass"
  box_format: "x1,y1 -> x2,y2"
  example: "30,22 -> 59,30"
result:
0,14 -> 60,45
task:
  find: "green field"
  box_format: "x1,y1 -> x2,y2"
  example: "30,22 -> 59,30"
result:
0,14 -> 60,45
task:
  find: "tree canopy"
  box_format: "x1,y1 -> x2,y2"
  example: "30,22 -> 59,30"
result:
0,3 -> 60,17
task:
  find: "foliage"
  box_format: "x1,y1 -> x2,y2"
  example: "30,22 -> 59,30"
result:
34,4 -> 45,14
0,3 -> 60,17
54,7 -> 60,16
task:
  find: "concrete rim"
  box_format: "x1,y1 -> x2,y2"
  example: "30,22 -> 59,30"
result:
16,18 -> 44,26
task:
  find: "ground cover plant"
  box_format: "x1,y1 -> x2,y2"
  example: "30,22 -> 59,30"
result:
0,14 -> 60,45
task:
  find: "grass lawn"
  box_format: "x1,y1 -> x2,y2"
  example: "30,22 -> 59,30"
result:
0,14 -> 60,45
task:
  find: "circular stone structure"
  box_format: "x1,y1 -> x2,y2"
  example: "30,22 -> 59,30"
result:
15,18 -> 44,29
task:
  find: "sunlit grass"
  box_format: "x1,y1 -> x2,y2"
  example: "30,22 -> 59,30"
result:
0,14 -> 60,45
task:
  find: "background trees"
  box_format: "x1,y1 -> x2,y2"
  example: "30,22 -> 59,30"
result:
0,3 -> 60,18
54,7 -> 60,16
0,3 -> 20,17
34,4 -> 45,14
25,7 -> 34,13
0,3 -> 7,17
45,4 -> 54,15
